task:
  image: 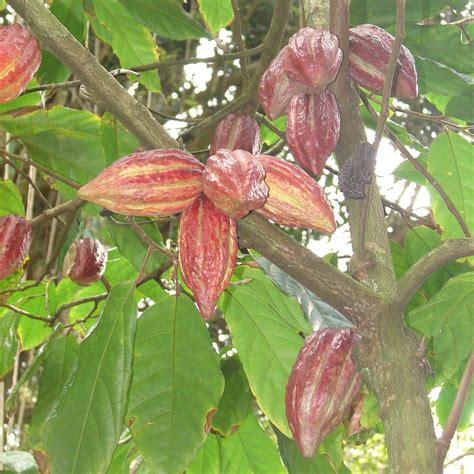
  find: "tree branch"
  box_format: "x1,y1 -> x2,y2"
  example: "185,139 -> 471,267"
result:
0,304 -> 50,323
30,198 -> 84,227
395,238 -> 474,306
438,351 -> 474,462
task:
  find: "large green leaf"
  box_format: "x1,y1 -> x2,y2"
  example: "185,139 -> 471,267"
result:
350,1 -> 467,27
405,24 -> 472,75
197,0 -> 234,35
92,0 -> 161,92
222,279 -> 305,437
0,181 -> 25,217
436,381 -> 473,431
212,355 -> 253,436
0,309 -> 19,379
29,335 -> 80,448
408,273 -> 474,382
187,434 -> 220,474
127,295 -> 224,474
427,132 -> 473,238
0,107 -> 104,199
45,281 -> 137,474
38,0 -> 85,83
219,414 -> 286,473
118,0 -> 209,40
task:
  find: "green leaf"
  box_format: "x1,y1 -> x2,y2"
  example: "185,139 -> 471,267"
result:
219,414 -> 286,473
445,95 -> 474,123
436,382 -> 473,431
0,181 -> 25,217
260,116 -> 286,146
0,451 -> 39,474
103,248 -> 140,286
118,0 -> 209,40
106,442 -> 136,474
29,335 -> 80,448
0,309 -> 19,379
416,57 -> 473,101
350,1 -> 467,27
222,279 -> 305,437
0,107 -> 104,199
276,427 -> 337,474
107,219 -> 166,274
92,0 -> 161,92
38,0 -> 85,84
255,256 -> 352,330
127,295 -> 224,474
408,273 -> 474,381
45,281 -> 137,474
187,433 -> 220,474
197,0 -> 234,35
212,355 -> 253,436
100,113 -> 140,166
427,132 -> 473,238
405,24 -> 472,75
360,393 -> 382,430
393,153 -> 429,186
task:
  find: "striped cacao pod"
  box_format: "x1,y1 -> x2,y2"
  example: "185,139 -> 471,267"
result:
256,155 -> 336,233
62,238 -> 107,286
0,215 -> 32,280
286,328 -> 362,458
286,91 -> 340,177
259,47 -> 299,120
210,113 -> 261,155
0,24 -> 41,103
282,27 -> 342,93
203,149 -> 269,219
349,24 -> 418,99
178,196 -> 238,319
78,149 -> 205,216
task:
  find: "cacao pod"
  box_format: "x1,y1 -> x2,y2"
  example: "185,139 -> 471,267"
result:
203,149 -> 269,219
0,215 -> 32,280
62,238 -> 107,286
259,47 -> 299,120
256,155 -> 336,233
282,27 -> 342,93
0,24 -> 41,103
210,113 -> 261,155
78,149 -> 205,216
349,24 -> 418,99
286,91 -> 340,177
178,196 -> 237,319
286,328 -> 362,458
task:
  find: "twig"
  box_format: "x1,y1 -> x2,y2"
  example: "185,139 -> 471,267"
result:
444,449 -> 474,467
52,293 -> 108,322
30,198 -> 84,227
131,45 -> 264,72
395,238 -> 474,306
1,149 -> 81,190
360,94 -> 472,238
231,0 -> 250,84
63,302 -> 101,329
126,217 -> 177,262
437,351 -> 474,462
0,304 -> 50,323
148,108 -> 201,123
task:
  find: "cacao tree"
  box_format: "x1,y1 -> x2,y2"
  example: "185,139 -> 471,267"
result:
0,1 -> 472,473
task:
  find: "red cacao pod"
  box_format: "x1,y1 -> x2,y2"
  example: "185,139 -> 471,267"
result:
178,196 -> 237,319
286,328 -> 362,458
203,149 -> 269,219
349,24 -> 418,99
0,215 -> 32,280
282,27 -> 342,93
259,47 -> 299,120
78,149 -> 205,216
0,24 -> 41,103
256,155 -> 336,233
286,91 -> 340,177
210,113 -> 261,155
62,238 -> 107,286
